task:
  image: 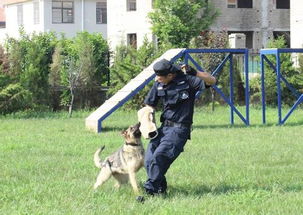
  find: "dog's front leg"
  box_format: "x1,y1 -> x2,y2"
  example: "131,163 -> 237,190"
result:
128,171 -> 139,194
93,167 -> 112,190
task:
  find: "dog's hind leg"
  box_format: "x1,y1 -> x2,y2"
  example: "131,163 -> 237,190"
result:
93,167 -> 112,190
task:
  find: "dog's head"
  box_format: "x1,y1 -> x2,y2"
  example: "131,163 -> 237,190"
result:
121,123 -> 142,143
137,106 -> 158,139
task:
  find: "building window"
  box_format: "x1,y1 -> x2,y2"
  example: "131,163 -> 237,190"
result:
127,33 -> 137,49
276,0 -> 289,9
127,0 -> 136,11
227,0 -> 252,8
52,0 -> 74,23
33,1 -> 40,24
238,0 -> 252,8
17,5 -> 23,26
273,31 -> 290,47
96,1 -> 107,24
227,0 -> 237,8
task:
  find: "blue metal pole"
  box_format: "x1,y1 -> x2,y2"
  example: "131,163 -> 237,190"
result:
212,54 -> 231,77
244,49 -> 250,125
276,52 -> 282,124
212,85 -> 247,124
184,52 -> 189,64
260,54 -> 266,124
281,95 -> 303,124
229,54 -> 234,124
187,54 -> 204,71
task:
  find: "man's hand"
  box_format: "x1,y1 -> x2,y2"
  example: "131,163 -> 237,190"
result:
181,64 -> 197,76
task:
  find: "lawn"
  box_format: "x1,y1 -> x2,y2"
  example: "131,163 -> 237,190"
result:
1,106 -> 303,215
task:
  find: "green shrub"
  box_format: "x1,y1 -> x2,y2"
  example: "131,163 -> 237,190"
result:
0,83 -> 33,114
263,36 -> 302,106
4,30 -> 57,109
1,30 -> 109,114
49,32 -> 109,112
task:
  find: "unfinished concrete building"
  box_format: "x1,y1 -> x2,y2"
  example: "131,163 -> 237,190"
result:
210,0 -> 290,49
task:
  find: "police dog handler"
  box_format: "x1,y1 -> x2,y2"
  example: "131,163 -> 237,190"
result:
143,59 -> 216,196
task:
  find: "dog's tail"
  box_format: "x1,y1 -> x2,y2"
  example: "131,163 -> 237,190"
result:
94,145 -> 105,169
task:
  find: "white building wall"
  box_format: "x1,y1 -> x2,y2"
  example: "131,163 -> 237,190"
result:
290,0 -> 303,48
6,1 -> 43,38
2,0 -> 106,40
43,0 -> 106,38
107,0 -> 153,51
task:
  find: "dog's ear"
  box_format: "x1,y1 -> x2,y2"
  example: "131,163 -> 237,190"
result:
121,129 -> 127,137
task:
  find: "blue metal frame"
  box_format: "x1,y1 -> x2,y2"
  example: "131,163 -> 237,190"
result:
182,49 -> 250,125
97,48 -> 250,132
260,48 -> 303,124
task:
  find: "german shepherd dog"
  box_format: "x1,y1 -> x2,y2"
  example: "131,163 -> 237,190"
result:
93,123 -> 144,194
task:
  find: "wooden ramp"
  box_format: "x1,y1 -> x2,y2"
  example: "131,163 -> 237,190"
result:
85,48 -> 185,132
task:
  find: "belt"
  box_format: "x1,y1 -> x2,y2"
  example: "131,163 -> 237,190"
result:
163,120 -> 191,128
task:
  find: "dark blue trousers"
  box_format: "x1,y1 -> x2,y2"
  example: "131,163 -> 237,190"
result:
144,126 -> 190,194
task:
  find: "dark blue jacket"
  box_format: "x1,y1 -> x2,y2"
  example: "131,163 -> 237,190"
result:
144,73 -> 205,125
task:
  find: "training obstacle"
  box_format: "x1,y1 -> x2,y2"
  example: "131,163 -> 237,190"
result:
86,48 -> 250,133
260,48 -> 303,124
182,49 -> 250,125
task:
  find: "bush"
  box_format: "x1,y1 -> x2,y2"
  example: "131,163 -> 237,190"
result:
1,30 -> 109,114
4,30 -> 57,109
0,83 -> 33,114
49,32 -> 109,112
261,36 -> 301,106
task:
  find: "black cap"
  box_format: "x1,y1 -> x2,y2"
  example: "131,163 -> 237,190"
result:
153,59 -> 180,76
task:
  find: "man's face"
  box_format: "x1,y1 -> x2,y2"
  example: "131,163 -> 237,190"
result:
156,73 -> 175,85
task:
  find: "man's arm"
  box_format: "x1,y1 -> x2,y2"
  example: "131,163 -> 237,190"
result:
196,70 -> 217,86
182,65 -> 217,86
144,82 -> 159,108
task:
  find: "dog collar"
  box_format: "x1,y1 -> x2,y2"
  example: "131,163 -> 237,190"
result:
125,142 -> 140,146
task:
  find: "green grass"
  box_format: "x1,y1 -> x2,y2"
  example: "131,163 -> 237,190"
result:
1,106 -> 303,215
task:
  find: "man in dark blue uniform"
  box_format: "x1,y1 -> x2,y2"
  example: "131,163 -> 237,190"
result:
143,58 -> 216,195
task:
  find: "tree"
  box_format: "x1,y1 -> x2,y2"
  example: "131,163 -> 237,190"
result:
63,57 -> 83,117
49,42 -> 65,110
49,32 -> 109,115
5,30 -> 57,108
148,0 -> 218,48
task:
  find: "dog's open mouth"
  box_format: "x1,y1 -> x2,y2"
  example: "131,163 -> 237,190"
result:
134,129 -> 141,138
